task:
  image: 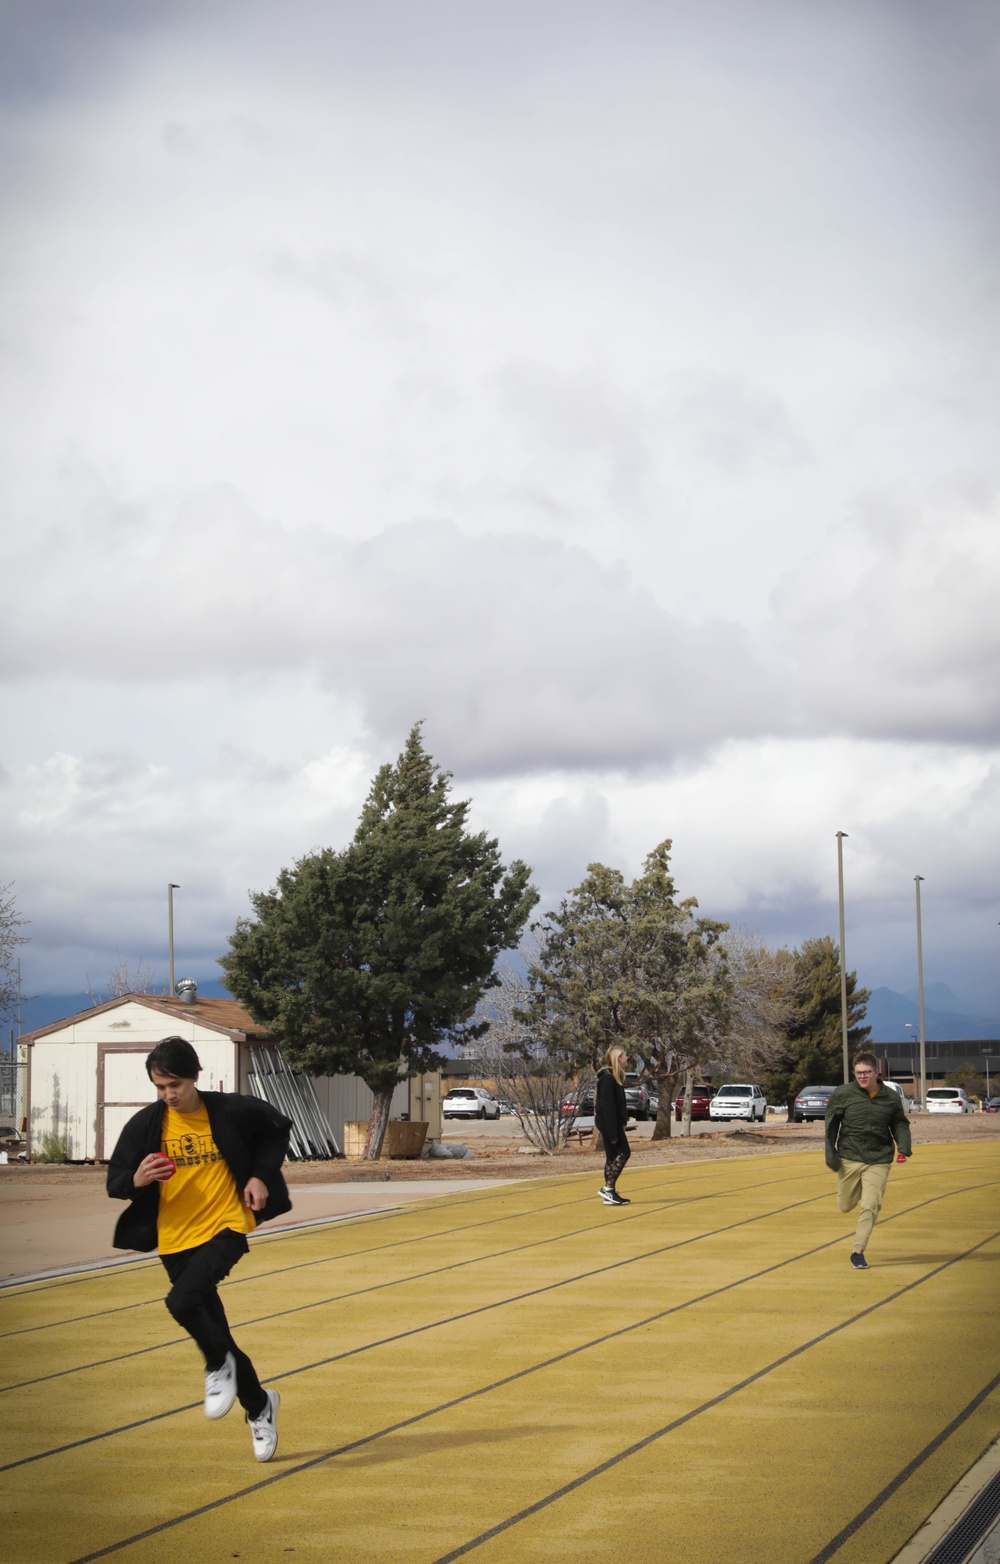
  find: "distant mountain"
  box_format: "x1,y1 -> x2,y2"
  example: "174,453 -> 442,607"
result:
902,982 -> 979,1017
866,987 -> 1000,1043
15,981 -> 234,1038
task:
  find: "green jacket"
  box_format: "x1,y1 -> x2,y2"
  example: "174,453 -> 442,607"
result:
824,1081 -> 912,1170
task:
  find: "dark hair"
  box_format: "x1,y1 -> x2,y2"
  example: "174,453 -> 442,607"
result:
852,1050 -> 879,1072
146,1036 -> 202,1081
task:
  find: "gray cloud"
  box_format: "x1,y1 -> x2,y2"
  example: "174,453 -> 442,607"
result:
3,0 -> 1000,1007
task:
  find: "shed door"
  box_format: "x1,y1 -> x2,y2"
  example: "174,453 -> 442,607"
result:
98,1047 -> 156,1160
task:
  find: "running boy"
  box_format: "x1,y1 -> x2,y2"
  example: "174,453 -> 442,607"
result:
825,1049 -> 911,1270
107,1035 -> 292,1460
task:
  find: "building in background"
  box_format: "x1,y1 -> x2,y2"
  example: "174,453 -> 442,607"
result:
19,984 -> 441,1159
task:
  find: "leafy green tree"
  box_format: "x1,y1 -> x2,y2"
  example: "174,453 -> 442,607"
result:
221,726 -> 537,1157
523,841 -> 732,1140
761,935 -> 870,1106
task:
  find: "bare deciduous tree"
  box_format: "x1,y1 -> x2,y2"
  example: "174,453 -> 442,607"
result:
671,927 -> 795,1135
475,953 -> 591,1154
716,927 -> 796,1078
86,953 -> 162,1005
0,882 -> 29,1026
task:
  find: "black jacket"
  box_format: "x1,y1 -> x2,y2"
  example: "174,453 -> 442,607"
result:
595,1067 -> 627,1145
107,1091 -> 293,1252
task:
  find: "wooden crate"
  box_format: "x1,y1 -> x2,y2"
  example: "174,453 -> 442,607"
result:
343,1120 -> 429,1159
382,1120 -> 428,1159
343,1121 -> 369,1157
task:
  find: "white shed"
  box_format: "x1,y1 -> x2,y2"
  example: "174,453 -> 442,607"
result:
21,990 -> 430,1160
22,994 -> 255,1161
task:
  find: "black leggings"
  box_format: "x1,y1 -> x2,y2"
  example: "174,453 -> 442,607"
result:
604,1132 -> 631,1189
161,1227 -> 266,1417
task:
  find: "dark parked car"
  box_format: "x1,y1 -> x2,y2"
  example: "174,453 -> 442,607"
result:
624,1072 -> 655,1121
675,1084 -> 714,1122
560,1092 -> 595,1119
792,1084 -> 837,1123
983,1097 -> 1000,1113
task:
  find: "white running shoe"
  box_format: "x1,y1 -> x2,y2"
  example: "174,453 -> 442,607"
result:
204,1352 -> 237,1419
247,1389 -> 280,1462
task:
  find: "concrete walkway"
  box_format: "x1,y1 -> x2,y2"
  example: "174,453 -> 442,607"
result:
0,1176 -> 514,1283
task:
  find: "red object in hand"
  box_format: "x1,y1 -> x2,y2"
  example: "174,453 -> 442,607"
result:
159,1156 -> 177,1178
896,1154 -> 907,1163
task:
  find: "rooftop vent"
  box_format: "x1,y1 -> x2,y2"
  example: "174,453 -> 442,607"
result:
176,978 -> 198,1005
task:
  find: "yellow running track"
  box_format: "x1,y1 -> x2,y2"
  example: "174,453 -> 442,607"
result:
1,1144 -> 998,1564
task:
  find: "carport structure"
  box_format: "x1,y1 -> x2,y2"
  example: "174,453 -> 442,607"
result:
1,1143 -> 998,1564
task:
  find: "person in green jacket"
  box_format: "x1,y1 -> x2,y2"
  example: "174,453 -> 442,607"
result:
825,1050 -> 912,1270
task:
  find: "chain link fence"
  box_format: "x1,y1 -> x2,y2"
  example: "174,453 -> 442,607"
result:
0,1059 -> 26,1149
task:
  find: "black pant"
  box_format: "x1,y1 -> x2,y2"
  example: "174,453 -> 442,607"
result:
160,1227 -> 266,1416
604,1131 -> 631,1189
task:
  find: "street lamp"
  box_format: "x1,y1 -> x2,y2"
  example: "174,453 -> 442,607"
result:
985,1048 -> 993,1101
167,884 -> 180,997
836,832 -> 850,1085
914,876 -> 927,1112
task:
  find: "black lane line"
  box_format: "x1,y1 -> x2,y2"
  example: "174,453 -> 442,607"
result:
14,1146 -> 965,1344
429,1228 -> 1000,1564
1,1149 -> 963,1352
60,1221 -> 1000,1564
3,1160 -> 987,1397
806,1369 -> 1000,1564
3,1177 -> 991,1476
0,1156 -> 805,1325
0,1163 -> 831,1365
9,1141 -> 986,1315
0,1160 -> 778,1329
0,1173 -> 839,1392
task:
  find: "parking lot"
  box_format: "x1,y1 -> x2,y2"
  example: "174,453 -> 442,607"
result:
3,1139 -> 998,1563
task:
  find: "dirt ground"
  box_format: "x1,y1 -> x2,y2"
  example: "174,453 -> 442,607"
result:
1,1111 -> 995,1189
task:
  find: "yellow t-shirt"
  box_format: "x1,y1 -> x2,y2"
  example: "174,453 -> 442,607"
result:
157,1103 -> 256,1255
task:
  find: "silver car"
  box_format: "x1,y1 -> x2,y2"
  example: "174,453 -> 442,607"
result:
792,1085 -> 837,1123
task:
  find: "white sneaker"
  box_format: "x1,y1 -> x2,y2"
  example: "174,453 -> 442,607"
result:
204,1352 -> 237,1419
247,1389 -> 280,1462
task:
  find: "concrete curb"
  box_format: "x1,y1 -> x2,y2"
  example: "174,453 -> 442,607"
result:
892,1437 -> 1000,1563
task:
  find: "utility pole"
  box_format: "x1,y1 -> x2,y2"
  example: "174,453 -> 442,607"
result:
914,876 -> 927,1111
168,884 -> 180,997
836,832 -> 849,1084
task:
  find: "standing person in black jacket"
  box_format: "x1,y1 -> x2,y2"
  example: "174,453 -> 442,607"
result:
107,1036 -> 293,1461
595,1045 -> 631,1206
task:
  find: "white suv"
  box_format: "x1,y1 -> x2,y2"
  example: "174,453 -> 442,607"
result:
442,1087 -> 502,1120
709,1084 -> 767,1123
925,1087 -> 972,1114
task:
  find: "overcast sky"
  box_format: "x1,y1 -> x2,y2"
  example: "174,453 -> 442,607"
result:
2,0 -> 999,1015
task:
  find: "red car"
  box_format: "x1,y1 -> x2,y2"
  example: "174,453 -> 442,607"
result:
674,1084 -> 714,1121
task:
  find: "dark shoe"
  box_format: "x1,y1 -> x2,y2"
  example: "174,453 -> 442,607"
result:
606,1191 -> 630,1206
850,1251 -> 869,1270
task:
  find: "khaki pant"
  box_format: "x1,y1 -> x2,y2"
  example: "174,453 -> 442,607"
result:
837,1159 -> 891,1253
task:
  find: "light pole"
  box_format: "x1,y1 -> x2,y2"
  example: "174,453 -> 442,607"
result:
984,1048 -> 993,1101
167,884 -> 180,997
836,831 -> 850,1085
914,875 -> 927,1111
